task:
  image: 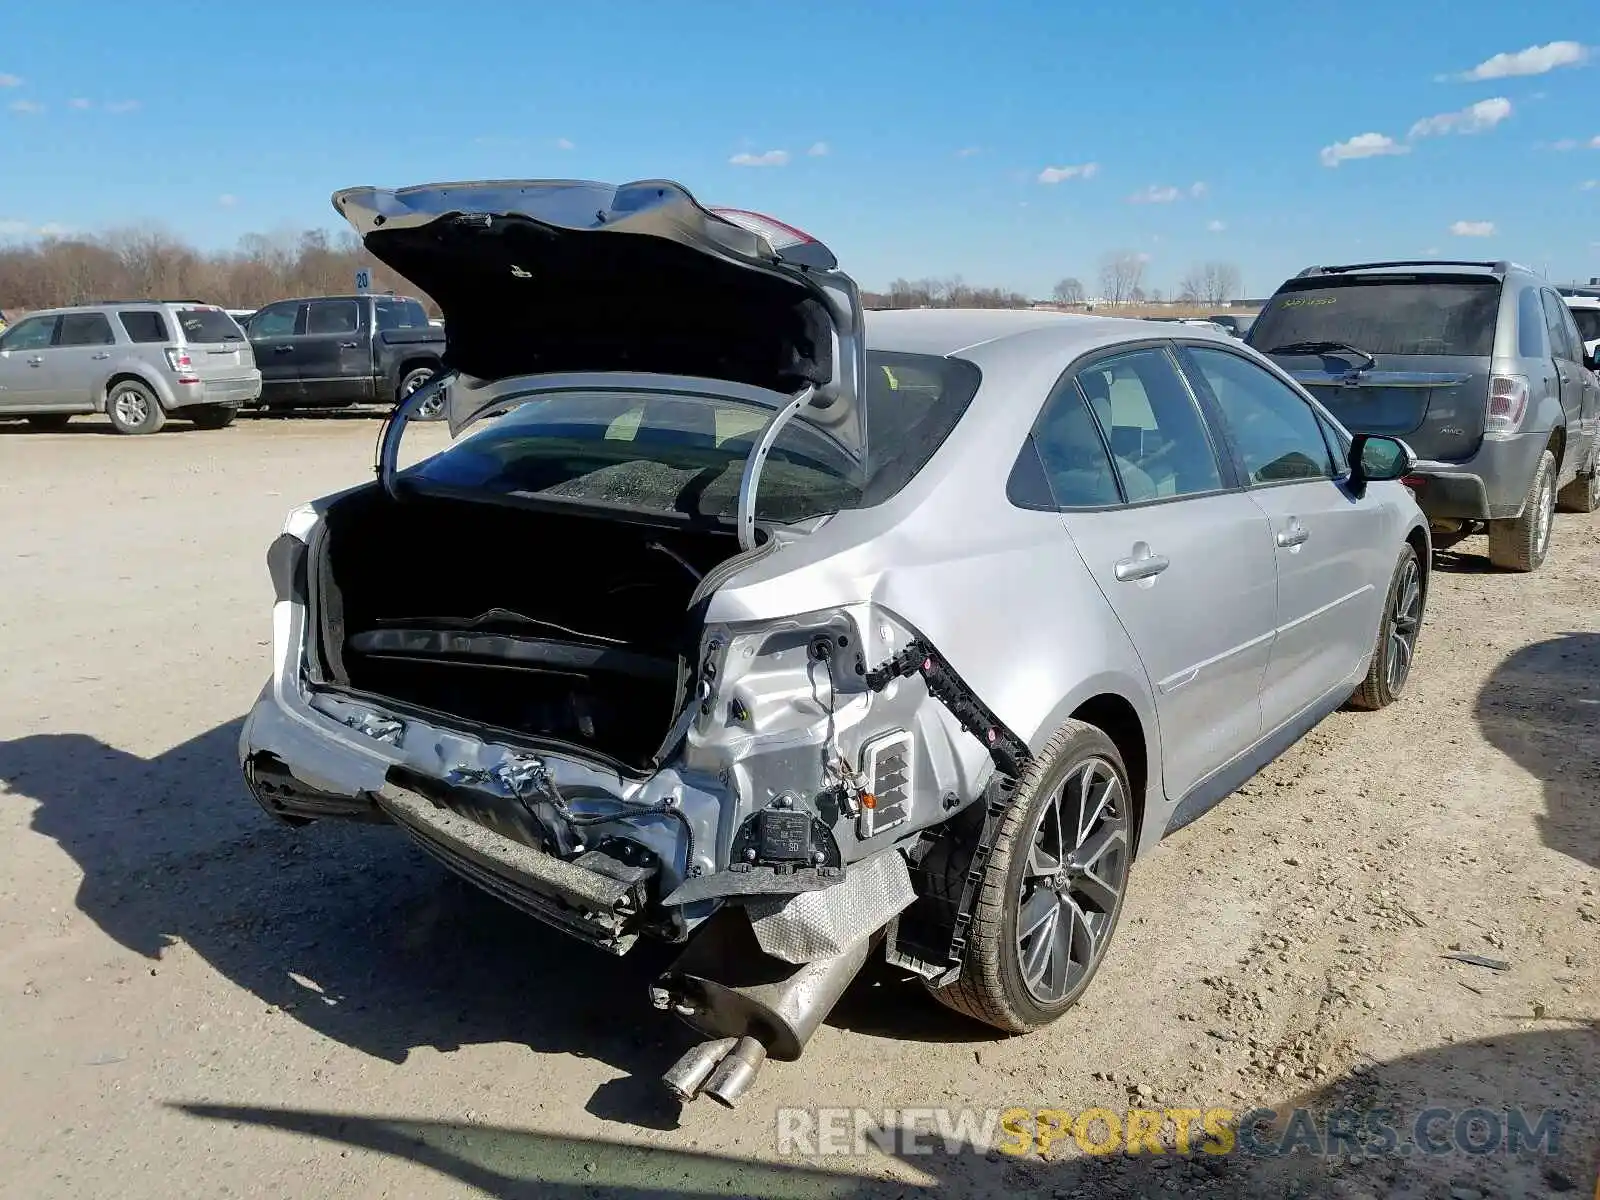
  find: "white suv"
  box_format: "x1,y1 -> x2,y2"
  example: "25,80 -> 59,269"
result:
0,301 -> 261,434
1563,292 -> 1600,360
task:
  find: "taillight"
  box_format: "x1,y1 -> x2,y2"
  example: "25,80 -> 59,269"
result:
1485,374 -> 1529,437
164,346 -> 199,383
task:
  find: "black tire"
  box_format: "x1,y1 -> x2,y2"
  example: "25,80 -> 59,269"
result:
928,720 -> 1134,1033
1555,459 -> 1599,514
396,367 -> 442,420
1348,543 -> 1424,711
1486,449 -> 1555,572
25,414 -> 72,432
187,404 -> 238,430
105,380 -> 165,435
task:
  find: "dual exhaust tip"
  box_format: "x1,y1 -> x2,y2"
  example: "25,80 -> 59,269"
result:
662,1035 -> 769,1108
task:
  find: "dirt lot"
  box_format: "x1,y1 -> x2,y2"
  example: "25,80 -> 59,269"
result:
0,413 -> 1595,1200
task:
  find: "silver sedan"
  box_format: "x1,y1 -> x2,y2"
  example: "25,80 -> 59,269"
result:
238,179 -> 1429,1106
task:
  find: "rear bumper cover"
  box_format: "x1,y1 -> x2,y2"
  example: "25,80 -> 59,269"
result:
1408,431 -> 1550,520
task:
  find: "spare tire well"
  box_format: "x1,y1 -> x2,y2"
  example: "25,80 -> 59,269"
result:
1070,693 -> 1147,855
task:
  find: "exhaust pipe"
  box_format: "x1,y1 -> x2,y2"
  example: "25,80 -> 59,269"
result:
653,908 -> 875,1106
661,1036 -> 738,1102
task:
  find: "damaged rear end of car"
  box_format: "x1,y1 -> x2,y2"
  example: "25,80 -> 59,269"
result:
238,178 -> 1009,1105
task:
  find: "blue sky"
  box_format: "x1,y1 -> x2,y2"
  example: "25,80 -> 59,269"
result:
2,1 -> 1597,298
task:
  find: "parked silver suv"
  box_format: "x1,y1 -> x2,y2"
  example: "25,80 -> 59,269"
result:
1250,260 -> 1600,569
0,301 -> 261,434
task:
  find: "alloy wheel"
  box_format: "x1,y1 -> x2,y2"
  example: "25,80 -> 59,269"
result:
1385,556 -> 1422,695
113,389 -> 150,426
1534,477 -> 1554,560
1014,758 -> 1129,1004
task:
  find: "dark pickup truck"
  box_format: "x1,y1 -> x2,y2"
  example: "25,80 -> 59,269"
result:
243,293 -> 444,411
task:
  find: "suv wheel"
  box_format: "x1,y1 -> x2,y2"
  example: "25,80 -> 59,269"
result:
1349,544 -> 1423,711
187,404 -> 238,430
929,720 -> 1133,1033
1487,450 -> 1555,572
106,380 -> 165,435
1555,459 -> 1600,514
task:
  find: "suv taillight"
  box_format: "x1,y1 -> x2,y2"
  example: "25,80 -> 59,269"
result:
1485,374 -> 1529,437
164,347 -> 199,382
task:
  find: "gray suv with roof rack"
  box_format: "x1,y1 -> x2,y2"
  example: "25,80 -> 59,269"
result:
0,300 -> 260,434
1247,260 -> 1600,571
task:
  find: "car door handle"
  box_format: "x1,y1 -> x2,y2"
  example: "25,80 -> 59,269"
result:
1275,523 -> 1310,548
339,341 -> 360,349
26,357 -> 43,367
273,345 -> 295,353
1114,547 -> 1170,582
91,352 -> 111,360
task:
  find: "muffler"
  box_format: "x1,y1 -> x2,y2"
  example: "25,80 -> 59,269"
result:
651,907 -> 876,1106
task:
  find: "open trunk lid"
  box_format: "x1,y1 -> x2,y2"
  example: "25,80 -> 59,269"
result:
1248,275 -> 1500,461
333,178 -> 867,458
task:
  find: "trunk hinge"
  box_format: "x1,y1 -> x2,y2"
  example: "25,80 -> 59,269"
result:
735,384 -> 815,553
374,371 -> 456,499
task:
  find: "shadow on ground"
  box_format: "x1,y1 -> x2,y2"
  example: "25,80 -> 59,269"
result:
0,721 -> 994,1132
1474,632 -> 1600,871
175,1023 -> 1598,1198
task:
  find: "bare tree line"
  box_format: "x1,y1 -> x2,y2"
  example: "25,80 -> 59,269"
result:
0,225 -> 430,313
862,276 -> 1031,310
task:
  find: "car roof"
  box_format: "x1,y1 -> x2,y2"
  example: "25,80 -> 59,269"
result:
1563,294 -> 1600,309
864,307 -> 1233,359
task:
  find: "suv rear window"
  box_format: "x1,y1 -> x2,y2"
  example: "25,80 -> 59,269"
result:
119,311 -> 170,343
1250,280 -> 1500,357
1570,306 -> 1600,344
404,351 -> 981,523
376,299 -> 429,331
175,307 -> 245,343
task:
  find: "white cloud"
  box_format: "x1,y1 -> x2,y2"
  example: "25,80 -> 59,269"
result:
0,219 -> 27,235
1320,132 -> 1410,167
105,100 -> 140,114
35,222 -> 69,237
1409,96 -> 1513,138
1207,219 -> 1227,232
1582,180 -> 1599,190
1551,138 -> 1581,150
68,98 -> 91,110
554,136 -> 575,150
729,149 -> 789,167
1128,184 -> 1182,204
1190,181 -> 1209,198
1593,135 -> 1600,148
0,73 -> 21,88
218,194 -> 238,208
955,146 -> 982,158
9,99 -> 44,115
1456,41 -> 1587,81
1037,162 -> 1099,183
1450,220 -> 1496,237
807,141 -> 829,157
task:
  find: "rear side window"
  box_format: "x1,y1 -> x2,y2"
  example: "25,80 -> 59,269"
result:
119,310 -> 170,343
376,299 -> 429,331
57,313 -> 114,346
1030,383 -> 1122,507
1540,291 -> 1579,361
1074,347 -> 1224,501
1250,280 -> 1501,356
175,307 -> 245,343
1517,288 -> 1548,359
307,300 -> 359,335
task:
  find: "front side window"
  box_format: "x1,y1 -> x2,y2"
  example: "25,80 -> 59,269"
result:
56,313 -> 115,347
250,303 -> 300,339
0,316 -> 57,352
119,311 -> 170,343
307,300 -> 359,336
1073,347 -> 1224,501
1185,346 -> 1335,484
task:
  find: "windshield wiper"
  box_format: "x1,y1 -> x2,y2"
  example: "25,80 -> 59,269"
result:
1264,340 -> 1376,371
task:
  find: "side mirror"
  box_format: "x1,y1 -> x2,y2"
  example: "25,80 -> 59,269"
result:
1348,433 -> 1415,495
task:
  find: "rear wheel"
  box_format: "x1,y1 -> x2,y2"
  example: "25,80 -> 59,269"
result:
25,414 -> 72,432
1555,459 -> 1599,514
397,367 -> 442,420
187,404 -> 238,430
105,381 -> 165,435
928,720 -> 1133,1033
1349,544 -> 1423,711
1487,450 -> 1555,572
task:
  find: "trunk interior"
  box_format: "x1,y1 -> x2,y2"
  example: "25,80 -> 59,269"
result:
314,487 -> 742,772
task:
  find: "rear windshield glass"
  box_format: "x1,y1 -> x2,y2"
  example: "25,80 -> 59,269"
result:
1570,307 -> 1600,344
376,299 -> 430,331
175,307 -> 244,342
1249,280 -> 1500,357
404,352 -> 982,524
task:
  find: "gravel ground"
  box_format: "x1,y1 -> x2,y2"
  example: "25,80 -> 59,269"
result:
0,412 -> 1595,1199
